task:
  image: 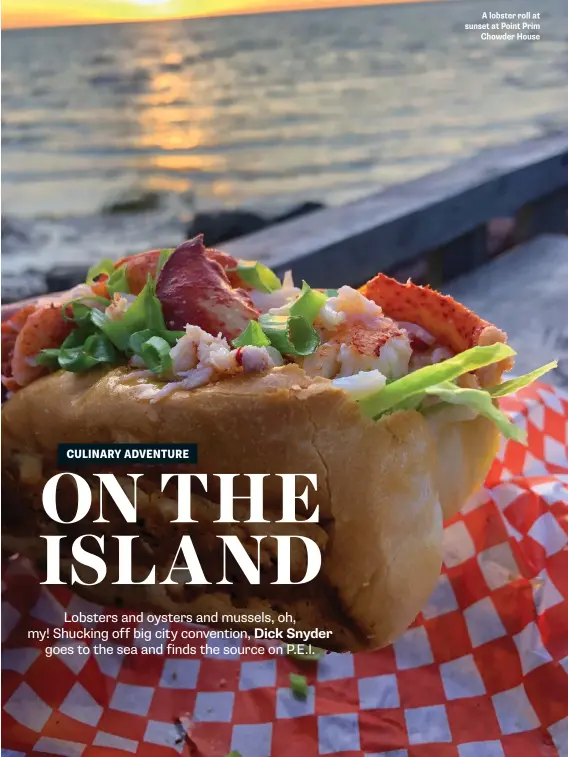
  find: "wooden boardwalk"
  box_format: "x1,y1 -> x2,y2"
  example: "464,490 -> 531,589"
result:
445,234 -> 568,388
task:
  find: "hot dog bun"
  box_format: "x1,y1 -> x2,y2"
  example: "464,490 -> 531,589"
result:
2,364 -> 443,652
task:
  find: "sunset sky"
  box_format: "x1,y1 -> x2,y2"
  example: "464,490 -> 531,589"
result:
2,0 -> 426,29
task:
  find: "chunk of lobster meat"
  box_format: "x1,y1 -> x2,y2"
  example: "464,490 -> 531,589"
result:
360,273 -> 513,386
2,304 -> 74,390
114,246 -> 245,294
302,319 -> 411,380
114,249 -> 162,295
205,248 -> 244,288
333,320 -> 412,379
1,304 -> 37,382
156,236 -> 260,340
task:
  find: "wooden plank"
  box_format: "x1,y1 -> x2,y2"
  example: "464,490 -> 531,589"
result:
224,132 -> 568,288
444,234 -> 568,388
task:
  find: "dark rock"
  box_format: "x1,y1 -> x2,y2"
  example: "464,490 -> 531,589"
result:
187,210 -> 268,247
103,190 -> 161,215
186,202 -> 325,247
1,271 -> 47,304
272,201 -> 325,224
45,265 -> 89,293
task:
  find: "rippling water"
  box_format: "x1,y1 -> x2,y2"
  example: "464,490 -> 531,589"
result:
2,0 -> 568,284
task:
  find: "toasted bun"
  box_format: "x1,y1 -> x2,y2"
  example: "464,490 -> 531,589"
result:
2,364 -> 443,652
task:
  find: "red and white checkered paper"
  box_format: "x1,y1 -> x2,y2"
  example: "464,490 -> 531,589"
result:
2,382 -> 568,757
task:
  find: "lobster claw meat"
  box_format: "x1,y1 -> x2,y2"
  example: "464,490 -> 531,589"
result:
360,273 -> 514,385
155,236 -> 259,340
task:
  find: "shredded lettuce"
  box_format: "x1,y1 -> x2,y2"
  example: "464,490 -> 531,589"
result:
423,381 -> 525,442
486,362 -> 557,398
356,343 -> 556,445
358,343 -> 516,419
227,261 -> 282,293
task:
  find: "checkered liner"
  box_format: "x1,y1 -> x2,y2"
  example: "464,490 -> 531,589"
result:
2,382 -> 568,757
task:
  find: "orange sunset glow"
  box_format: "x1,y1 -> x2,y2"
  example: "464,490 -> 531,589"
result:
2,0 -> 430,29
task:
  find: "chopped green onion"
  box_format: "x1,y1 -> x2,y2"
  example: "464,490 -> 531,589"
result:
35,349 -> 62,370
227,261 -> 282,293
56,334 -> 117,373
259,314 -> 320,356
90,309 -> 132,351
232,321 -> 271,349
140,336 -> 173,375
163,329 -> 185,346
83,333 -> 118,363
61,326 -> 97,350
128,329 -> 157,356
289,281 -> 327,324
54,348 -> 91,372
358,343 -> 516,419
289,673 -> 309,700
86,258 -> 114,284
106,266 -> 130,296
325,288 -> 339,297
61,296 -> 110,325
123,276 -> 167,333
62,302 -> 92,327
487,362 -> 557,398
286,644 -> 327,662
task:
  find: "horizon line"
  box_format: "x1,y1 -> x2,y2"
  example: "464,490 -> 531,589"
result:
2,0 -> 447,31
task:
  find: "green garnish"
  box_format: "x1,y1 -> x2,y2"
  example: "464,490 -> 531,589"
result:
231,281 -> 326,355
227,261 -> 282,293
289,281 -> 328,324
139,336 -> 173,376
61,296 -> 111,325
38,273 -> 183,375
232,321 -> 271,349
285,644 -> 327,662
358,343 -> 516,419
86,258 -> 131,295
354,343 -> 556,445
325,288 -> 339,297
37,334 -> 117,373
106,266 -> 130,296
123,276 -> 167,332
289,673 -> 309,700
86,258 -> 114,284
487,362 -> 557,398
226,752 -> 243,757
259,314 -> 320,356
423,381 -> 525,442
35,349 -> 63,370
90,309 -> 132,351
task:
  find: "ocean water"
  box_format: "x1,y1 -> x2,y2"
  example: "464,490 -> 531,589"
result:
2,0 -> 568,289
